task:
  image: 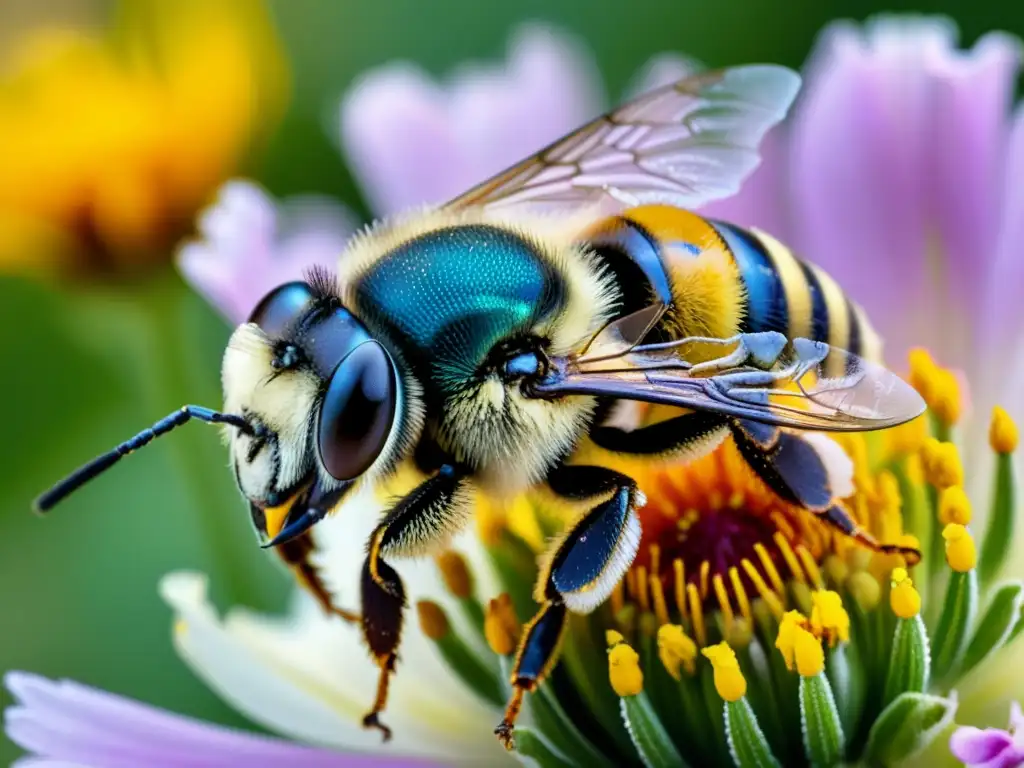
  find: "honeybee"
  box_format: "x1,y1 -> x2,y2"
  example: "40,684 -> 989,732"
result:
36,64 -> 925,750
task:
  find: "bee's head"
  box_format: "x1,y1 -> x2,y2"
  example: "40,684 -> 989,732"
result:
33,275 -> 403,550
224,278 -> 403,546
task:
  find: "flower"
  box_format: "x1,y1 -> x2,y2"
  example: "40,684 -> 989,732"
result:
697,15 -> 1024,442
0,0 -> 286,274
951,702 -> 1024,768
3,671 -> 438,767
177,180 -> 356,325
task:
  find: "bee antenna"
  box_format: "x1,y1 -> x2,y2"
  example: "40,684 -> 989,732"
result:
33,405 -> 254,514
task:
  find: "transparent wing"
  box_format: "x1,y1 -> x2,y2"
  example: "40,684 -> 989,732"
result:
532,325 -> 925,432
445,65 -> 801,215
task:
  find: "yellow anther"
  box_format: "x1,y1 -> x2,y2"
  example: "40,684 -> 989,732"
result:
886,414 -> 928,456
774,533 -> 805,583
943,523 -> 977,573
908,348 -> 937,401
649,544 -> 662,578
474,494 -> 507,547
876,471 -> 902,515
775,611 -> 807,671
741,558 -> 784,617
889,567 -> 921,619
636,566 -> 651,612
796,545 -> 824,589
673,558 -> 688,621
702,642 -> 747,702
657,624 -> 697,680
846,570 -> 881,611
726,618 -> 754,649
606,629 -> 625,648
650,574 -> 670,627
823,555 -> 849,587
610,579 -> 625,616
990,406 -> 1019,454
713,573 -> 734,628
922,440 -> 963,489
794,626 -> 825,677
930,368 -> 961,426
729,566 -> 752,622
436,550 -> 473,599
416,600 -> 449,641
754,542 -> 786,595
699,560 -> 710,598
608,642 -> 644,697
687,583 -> 706,647
484,594 -> 519,656
810,590 -> 850,646
938,486 -> 972,525
626,568 -> 639,601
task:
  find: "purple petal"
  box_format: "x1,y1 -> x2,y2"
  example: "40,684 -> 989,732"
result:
338,24 -> 602,216
950,726 -> 1022,768
176,181 -> 354,325
4,672 -> 440,768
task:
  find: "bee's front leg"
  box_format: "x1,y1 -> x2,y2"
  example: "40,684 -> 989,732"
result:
496,465 -> 642,751
276,534 -> 359,623
359,464 -> 472,741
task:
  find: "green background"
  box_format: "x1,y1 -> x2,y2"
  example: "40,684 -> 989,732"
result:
1,0 -> 1020,763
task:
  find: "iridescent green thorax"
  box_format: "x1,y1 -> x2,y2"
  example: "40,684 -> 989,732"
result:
352,224 -> 565,396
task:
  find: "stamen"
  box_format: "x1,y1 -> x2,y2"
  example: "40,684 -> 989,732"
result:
773,533 -> 805,583
942,523 -> 977,572
649,544 -> 662,579
809,590 -> 849,646
713,573 -> 734,629
436,551 -> 473,599
889,568 -> 921,619
673,558 -> 688,621
650,574 -> 670,626
626,568 -> 639,602
702,642 -> 747,701
796,545 -> 824,589
921,439 -> 964,489
417,600 -> 450,640
606,629 -> 625,647
636,566 -> 651,612
771,511 -> 797,542
687,583 -> 706,647
741,558 -> 784,617
990,406 -> 1019,454
484,594 -> 520,656
608,642 -> 644,697
657,624 -> 697,680
846,571 -> 881,612
729,566 -> 752,622
775,611 -> 825,676
699,560 -> 710,599
610,578 -> 625,616
938,486 -> 972,526
754,543 -> 785,595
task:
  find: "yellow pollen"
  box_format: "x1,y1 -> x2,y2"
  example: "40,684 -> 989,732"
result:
702,642 -> 747,702
658,624 -> 697,680
824,555 -> 849,587
650,574 -> 670,626
775,611 -> 805,671
796,545 -> 824,589
846,571 -> 881,611
649,544 -> 662,578
713,573 -> 735,629
922,440 -> 964,489
774,533 -> 805,582
699,560 -> 711,599
729,566 -> 752,622
742,558 -> 784,617
610,579 -> 625,616
606,629 -> 625,648
810,590 -> 850,646
943,523 -> 977,572
886,414 -> 929,456
754,543 -> 786,595
608,642 -> 644,697
889,567 -> 921,619
794,627 -> 825,677
416,600 -> 450,641
938,486 -> 972,525
673,558 -> 688,621
990,407 -> 1019,454
687,583 -> 706,647
931,368 -> 962,426
908,348 -> 937,401
436,551 -> 473,599
636,566 -> 651,612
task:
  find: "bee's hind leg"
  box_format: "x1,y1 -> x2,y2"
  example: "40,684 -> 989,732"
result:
359,464 -> 472,741
497,465 -> 642,751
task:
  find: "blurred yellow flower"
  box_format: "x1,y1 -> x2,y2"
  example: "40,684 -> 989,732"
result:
0,0 -> 287,274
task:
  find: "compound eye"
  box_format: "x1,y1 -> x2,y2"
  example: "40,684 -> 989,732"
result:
248,281 -> 315,337
317,341 -> 397,481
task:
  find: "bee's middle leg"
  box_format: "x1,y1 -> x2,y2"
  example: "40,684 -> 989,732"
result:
496,464 -> 642,750
359,464 -> 472,741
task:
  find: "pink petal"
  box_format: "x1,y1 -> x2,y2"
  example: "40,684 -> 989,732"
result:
4,672 -> 436,768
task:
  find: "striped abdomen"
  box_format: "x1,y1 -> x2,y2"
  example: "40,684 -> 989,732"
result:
582,204 -> 881,365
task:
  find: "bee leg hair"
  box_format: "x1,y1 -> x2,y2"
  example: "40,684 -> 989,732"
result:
496,464 -> 640,751
276,533 -> 359,623
359,464 -> 470,742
